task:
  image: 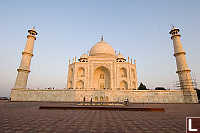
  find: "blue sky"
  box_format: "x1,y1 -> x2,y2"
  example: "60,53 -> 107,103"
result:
0,0 -> 200,97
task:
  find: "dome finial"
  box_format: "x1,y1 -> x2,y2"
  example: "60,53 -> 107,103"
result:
170,24 -> 176,30
101,35 -> 104,42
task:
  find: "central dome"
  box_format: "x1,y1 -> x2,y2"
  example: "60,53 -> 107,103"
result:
89,39 -> 115,57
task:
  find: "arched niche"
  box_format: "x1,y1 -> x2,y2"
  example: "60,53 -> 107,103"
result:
68,81 -> 72,89
120,80 -> 128,90
76,80 -> 84,89
131,68 -> 135,79
100,96 -> 104,102
68,68 -> 73,79
132,81 -> 136,89
77,67 -> 85,77
120,68 -> 127,78
105,96 -> 109,102
94,96 -> 98,102
93,66 -> 111,89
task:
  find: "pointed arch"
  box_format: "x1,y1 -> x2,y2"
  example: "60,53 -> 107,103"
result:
132,81 -> 136,89
68,68 -> 73,79
76,80 -> 84,89
120,67 -> 127,78
77,67 -> 85,77
94,96 -> 98,102
131,68 -> 135,79
105,96 -> 109,102
100,96 -> 104,102
120,80 -> 128,90
68,81 -> 72,89
93,66 -> 110,89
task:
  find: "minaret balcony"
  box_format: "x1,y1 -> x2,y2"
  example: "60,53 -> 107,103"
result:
22,51 -> 34,57
174,51 -> 186,56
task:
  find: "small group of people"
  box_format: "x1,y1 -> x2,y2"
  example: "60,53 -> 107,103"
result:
82,96 -> 129,105
82,97 -> 95,104
124,98 -> 129,105
83,97 -> 93,103
45,87 -> 55,90
27,87 -> 56,90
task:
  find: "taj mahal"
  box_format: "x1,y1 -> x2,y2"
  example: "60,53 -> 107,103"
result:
10,27 -> 198,103
67,36 -> 137,91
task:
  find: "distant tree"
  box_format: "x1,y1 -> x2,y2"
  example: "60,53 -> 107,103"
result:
138,82 -> 148,90
195,89 -> 200,103
155,87 -> 166,90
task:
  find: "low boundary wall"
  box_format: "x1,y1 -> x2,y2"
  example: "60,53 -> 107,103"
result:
10,89 -> 198,103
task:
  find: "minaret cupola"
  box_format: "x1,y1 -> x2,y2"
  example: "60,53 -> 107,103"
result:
79,54 -> 88,62
116,53 -> 126,62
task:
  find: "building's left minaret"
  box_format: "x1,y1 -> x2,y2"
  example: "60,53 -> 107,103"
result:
13,27 -> 38,89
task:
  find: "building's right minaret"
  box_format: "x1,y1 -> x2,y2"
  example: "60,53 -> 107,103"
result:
169,27 -> 193,90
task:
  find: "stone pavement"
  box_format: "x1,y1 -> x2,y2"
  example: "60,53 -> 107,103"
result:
0,102 -> 199,133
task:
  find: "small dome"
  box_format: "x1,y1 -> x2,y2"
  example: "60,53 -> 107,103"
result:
80,54 -> 88,59
117,53 -> 125,59
89,40 -> 115,57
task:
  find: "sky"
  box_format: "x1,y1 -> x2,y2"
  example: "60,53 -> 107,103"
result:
0,0 -> 200,97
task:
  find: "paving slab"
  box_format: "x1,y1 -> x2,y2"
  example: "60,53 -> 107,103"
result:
0,101 -> 199,133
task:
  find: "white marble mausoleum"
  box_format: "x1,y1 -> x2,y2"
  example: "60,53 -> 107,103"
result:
67,37 -> 137,91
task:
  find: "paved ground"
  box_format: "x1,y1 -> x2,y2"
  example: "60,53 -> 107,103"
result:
0,102 -> 200,133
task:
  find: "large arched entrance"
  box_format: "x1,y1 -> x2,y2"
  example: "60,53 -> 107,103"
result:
93,66 -> 111,89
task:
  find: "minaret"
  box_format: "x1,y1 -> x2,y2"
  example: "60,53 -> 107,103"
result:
13,27 -> 38,89
169,27 -> 193,90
